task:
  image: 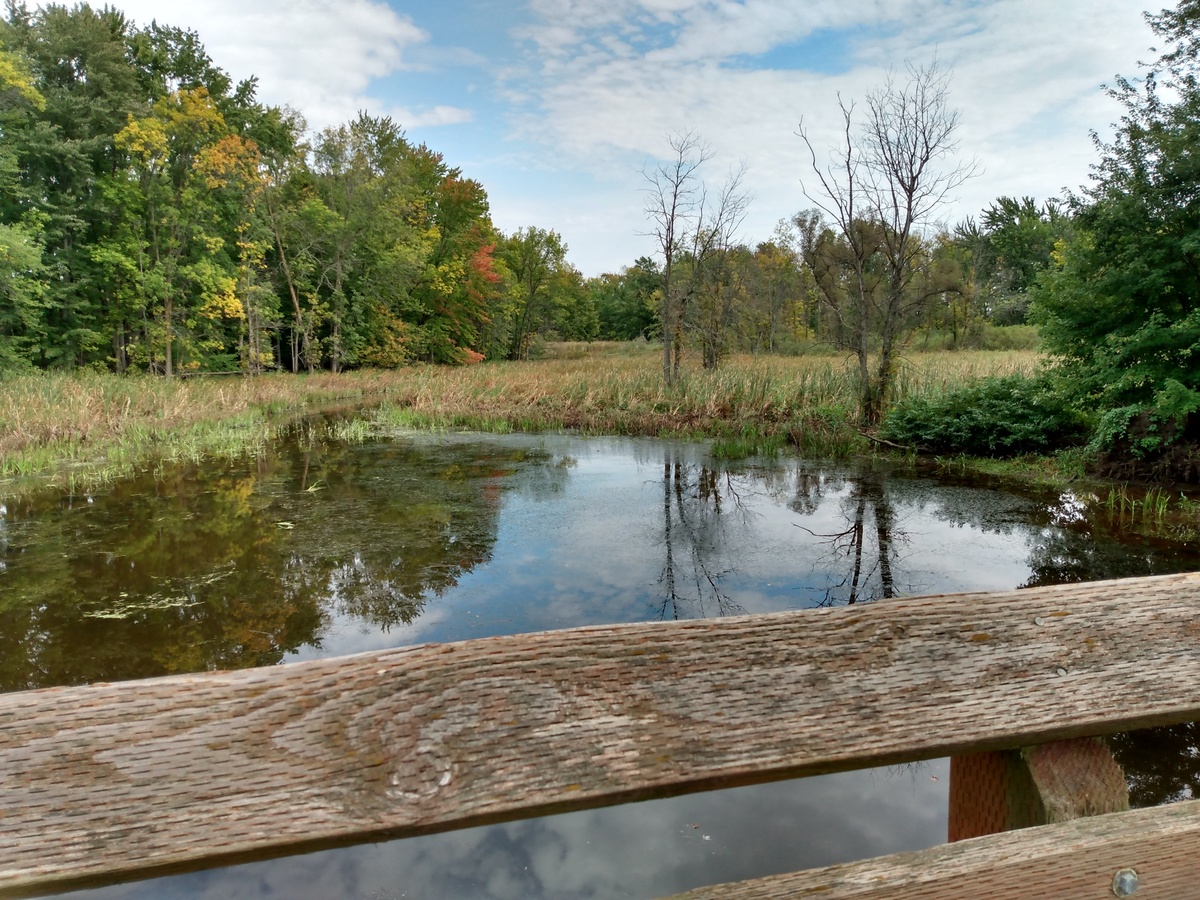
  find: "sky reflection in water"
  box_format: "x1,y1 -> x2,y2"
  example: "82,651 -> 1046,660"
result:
6,431 -> 1195,899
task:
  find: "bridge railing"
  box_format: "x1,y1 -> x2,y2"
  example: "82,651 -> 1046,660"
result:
4,572 -> 1200,898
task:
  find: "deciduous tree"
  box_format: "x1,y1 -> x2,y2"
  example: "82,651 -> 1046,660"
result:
644,131 -> 711,385
798,62 -> 976,424
1033,2 -> 1200,417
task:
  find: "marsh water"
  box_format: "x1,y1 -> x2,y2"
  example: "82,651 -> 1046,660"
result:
4,427 -> 1200,899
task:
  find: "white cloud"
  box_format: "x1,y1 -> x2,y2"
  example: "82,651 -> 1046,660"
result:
44,0 -> 460,131
504,0 -> 1160,273
390,104 -> 476,128
30,0 -> 1166,274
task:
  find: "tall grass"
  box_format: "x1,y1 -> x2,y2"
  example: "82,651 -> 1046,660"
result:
0,370 -> 418,493
1104,485 -> 1174,525
0,345 -> 1041,494
365,347 -> 1040,456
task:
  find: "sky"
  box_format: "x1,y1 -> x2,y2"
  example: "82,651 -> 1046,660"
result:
71,0 -> 1162,276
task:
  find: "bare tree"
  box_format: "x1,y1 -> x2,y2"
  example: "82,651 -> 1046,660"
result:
643,131 -> 712,386
798,61 -> 977,424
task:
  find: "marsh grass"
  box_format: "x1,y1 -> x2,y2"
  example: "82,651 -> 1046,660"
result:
363,347 -> 1039,458
0,345 -> 1041,495
1104,485 -> 1176,525
0,370 -> 418,495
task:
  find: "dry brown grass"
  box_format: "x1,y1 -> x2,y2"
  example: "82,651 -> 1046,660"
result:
0,344 -> 1042,492
370,345 -> 1041,430
0,370 -> 416,458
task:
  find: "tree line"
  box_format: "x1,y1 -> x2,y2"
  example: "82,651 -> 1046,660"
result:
5,1 -> 1200,473
0,2 -> 602,375
0,3 -> 1084,383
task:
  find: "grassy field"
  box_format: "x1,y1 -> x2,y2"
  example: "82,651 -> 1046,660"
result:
0,343 -> 1041,497
366,343 -> 1039,454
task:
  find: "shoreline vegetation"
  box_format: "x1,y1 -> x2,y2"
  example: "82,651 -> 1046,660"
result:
2,5 -> 1199,521
0,342 -> 1050,497
5,341 -> 1200,540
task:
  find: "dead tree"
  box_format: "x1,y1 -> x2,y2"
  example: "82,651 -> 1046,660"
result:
798,62 -> 977,424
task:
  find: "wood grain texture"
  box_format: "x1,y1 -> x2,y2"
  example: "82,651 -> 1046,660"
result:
947,739 -> 1129,841
1023,737 -> 1130,823
663,797 -> 1200,899
4,572 -> 1200,895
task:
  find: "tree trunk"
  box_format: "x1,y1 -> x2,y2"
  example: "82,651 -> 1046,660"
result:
857,344 -> 874,426
662,275 -> 673,387
164,294 -> 173,378
113,321 -> 127,374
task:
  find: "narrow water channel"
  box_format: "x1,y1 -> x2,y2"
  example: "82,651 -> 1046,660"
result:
3,429 -> 1197,898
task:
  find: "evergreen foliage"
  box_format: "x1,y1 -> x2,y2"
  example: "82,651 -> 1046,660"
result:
879,374 -> 1089,457
1031,2 -> 1200,463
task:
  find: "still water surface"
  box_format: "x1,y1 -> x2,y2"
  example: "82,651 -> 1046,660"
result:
3,429 -> 1198,898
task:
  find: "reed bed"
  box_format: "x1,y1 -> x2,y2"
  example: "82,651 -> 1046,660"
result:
0,346 -> 1041,495
367,347 -> 1039,439
0,370 -> 418,492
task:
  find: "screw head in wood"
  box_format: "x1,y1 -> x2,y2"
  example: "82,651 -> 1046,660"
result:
1112,868 -> 1139,896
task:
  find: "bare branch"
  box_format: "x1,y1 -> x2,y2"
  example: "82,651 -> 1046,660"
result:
642,130 -> 715,385
795,60 -> 978,425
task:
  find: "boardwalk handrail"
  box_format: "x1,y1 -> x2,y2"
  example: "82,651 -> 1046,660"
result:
4,572 -> 1200,897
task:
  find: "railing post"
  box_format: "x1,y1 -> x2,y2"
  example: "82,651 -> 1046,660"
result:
948,737 -> 1130,842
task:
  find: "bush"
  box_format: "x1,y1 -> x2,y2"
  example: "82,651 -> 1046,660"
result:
975,324 -> 1041,351
880,374 -> 1088,457
911,324 -> 1040,352
1087,386 -> 1200,482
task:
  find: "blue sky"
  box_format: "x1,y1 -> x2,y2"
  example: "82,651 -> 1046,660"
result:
88,0 -> 1159,275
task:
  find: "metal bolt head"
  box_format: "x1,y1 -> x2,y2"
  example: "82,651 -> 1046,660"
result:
1112,868 -> 1139,897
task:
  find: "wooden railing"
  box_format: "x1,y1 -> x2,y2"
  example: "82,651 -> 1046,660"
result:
4,573 -> 1200,898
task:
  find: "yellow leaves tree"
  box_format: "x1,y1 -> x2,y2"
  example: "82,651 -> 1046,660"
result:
114,88 -> 267,374
0,50 -> 45,112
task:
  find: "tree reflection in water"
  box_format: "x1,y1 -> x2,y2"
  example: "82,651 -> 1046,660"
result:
789,468 -> 911,606
788,467 -> 1200,816
656,451 -> 746,620
1110,722 -> 1200,808
5,438 -> 1200,828
0,435 -> 538,691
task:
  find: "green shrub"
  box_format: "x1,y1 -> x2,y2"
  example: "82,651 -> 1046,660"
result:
879,374 -> 1088,457
975,325 -> 1041,351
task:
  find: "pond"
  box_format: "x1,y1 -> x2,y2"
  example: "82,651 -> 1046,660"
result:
3,428 -> 1199,899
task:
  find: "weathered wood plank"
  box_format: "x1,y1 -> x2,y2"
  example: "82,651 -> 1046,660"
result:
948,739 -> 1130,840
4,572 -> 1200,895
663,796 -> 1200,899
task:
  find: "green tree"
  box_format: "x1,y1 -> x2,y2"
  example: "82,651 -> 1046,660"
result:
738,238 -> 805,354
548,262 -> 597,342
1031,2 -> 1200,439
403,151 -> 500,363
683,166 -> 751,370
953,196 -> 1068,330
113,87 -> 254,374
3,2 -> 146,367
0,45 -> 45,370
259,129 -> 317,372
592,257 -> 659,341
0,220 -> 45,369
307,115 -> 426,371
499,226 -> 568,359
